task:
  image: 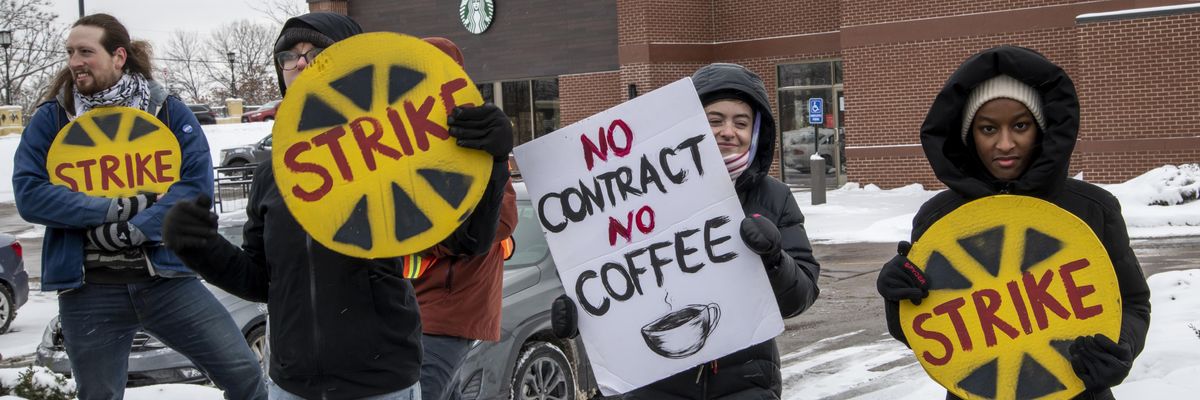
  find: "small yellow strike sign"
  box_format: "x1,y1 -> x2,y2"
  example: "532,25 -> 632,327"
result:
900,195 -> 1121,400
273,32 -> 492,259
46,107 -> 181,197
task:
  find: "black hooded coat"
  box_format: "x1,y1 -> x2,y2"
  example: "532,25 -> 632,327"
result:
174,13 -> 430,400
619,64 -> 821,400
884,46 -> 1151,400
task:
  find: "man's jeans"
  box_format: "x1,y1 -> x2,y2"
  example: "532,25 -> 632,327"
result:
268,380 -> 421,400
58,277 -> 267,400
419,334 -> 473,400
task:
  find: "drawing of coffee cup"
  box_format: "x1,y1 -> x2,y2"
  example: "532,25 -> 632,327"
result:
641,303 -> 721,359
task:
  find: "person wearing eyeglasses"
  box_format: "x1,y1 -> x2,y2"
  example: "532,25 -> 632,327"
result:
161,11 -> 515,400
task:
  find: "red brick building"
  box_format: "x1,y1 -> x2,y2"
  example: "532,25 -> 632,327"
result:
309,0 -> 1200,188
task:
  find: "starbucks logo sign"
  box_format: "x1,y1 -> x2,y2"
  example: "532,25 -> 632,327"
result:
459,0 -> 495,34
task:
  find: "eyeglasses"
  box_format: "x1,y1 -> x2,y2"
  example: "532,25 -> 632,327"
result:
275,47 -> 324,71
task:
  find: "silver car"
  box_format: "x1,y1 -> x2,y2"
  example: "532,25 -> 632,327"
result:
0,233 -> 31,334
34,226 -> 267,386
452,182 -> 602,400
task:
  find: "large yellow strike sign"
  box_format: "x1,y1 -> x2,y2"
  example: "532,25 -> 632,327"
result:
273,32 -> 491,258
46,107 -> 181,197
900,195 -> 1121,400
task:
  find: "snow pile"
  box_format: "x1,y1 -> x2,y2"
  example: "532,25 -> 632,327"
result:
1112,269 -> 1200,398
796,183 -> 939,244
0,366 -> 75,394
1105,164 -> 1199,206
1103,164 -> 1200,237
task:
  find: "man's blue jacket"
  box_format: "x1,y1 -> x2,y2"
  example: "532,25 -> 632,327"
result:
13,96 -> 214,291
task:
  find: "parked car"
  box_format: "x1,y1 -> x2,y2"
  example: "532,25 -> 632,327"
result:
241,100 -> 281,123
219,134 -> 272,170
781,126 -> 837,173
188,104 -> 218,125
451,182 -> 600,400
0,233 -> 31,334
35,224 -> 268,386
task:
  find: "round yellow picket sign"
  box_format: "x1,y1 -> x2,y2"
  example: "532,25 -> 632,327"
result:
46,107 -> 181,197
900,195 -> 1121,400
273,32 -> 491,259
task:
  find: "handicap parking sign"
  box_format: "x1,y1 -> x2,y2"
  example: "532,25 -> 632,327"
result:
807,98 -> 824,125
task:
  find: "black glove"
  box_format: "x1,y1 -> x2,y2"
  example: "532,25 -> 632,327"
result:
86,222 -> 147,251
162,195 -> 219,253
105,193 -> 158,222
1070,334 -> 1132,391
551,294 -> 579,339
740,214 -> 784,269
876,241 -> 930,305
448,104 -> 514,161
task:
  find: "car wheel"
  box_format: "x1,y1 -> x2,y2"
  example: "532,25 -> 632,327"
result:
246,324 -> 267,372
0,285 -> 14,334
265,116 -> 274,121
511,341 -> 575,400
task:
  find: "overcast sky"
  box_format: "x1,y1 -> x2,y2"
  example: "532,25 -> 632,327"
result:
48,0 -> 284,49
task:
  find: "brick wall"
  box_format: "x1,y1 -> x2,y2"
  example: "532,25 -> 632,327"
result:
843,27 -> 1079,148
1076,13 -> 1200,141
849,156 -> 939,190
560,71 -> 623,126
619,0 -> 713,45
308,0 -> 348,14
841,0 -> 1081,27
1071,149 -> 1200,183
713,0 -> 839,41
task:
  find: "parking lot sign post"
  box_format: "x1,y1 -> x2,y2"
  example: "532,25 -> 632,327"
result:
808,97 -> 827,204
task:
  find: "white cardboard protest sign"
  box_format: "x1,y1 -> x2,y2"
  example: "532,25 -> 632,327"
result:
513,78 -> 784,395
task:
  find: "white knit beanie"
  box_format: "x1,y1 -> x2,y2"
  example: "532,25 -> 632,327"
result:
961,75 -> 1046,144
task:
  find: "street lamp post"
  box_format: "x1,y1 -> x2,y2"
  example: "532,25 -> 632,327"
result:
0,30 -> 13,106
226,51 -> 237,99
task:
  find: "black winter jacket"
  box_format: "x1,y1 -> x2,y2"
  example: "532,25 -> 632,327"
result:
179,163 -> 422,400
621,63 -> 821,400
883,46 -> 1151,400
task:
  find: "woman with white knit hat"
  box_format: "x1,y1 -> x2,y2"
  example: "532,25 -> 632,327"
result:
875,45 -> 1150,400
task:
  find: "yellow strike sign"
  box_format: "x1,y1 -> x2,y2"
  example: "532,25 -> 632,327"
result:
900,195 -> 1121,400
46,107 -> 181,197
273,32 -> 492,258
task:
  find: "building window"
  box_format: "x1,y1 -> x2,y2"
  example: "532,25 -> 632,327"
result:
777,61 -> 844,187
475,78 -> 560,147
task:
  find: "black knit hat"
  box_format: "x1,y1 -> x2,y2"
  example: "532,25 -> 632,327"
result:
273,13 -> 362,95
274,27 -> 336,54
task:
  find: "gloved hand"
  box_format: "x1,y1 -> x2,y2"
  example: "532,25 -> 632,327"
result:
448,104 -> 514,161
86,222 -> 147,251
876,241 -> 930,305
740,214 -> 783,269
551,294 -> 579,339
105,193 -> 158,222
1070,334 -> 1132,391
162,195 -> 219,253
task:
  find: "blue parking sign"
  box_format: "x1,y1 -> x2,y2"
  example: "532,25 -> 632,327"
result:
807,98 -> 824,125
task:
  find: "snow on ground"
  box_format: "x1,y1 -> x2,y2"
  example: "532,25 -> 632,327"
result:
0,287 -> 57,360
795,164 -> 1200,244
781,268 -> 1200,399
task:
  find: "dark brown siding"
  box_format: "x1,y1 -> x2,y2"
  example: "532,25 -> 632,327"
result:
349,0 -> 618,82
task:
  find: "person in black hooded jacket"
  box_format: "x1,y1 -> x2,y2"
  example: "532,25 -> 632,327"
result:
876,46 -> 1151,400
159,12 -> 515,400
551,63 -> 821,399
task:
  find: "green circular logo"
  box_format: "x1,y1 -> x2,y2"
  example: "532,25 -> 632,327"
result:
459,0 -> 495,34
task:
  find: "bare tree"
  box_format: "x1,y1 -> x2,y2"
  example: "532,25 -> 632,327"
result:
204,20 -> 278,106
248,0 -> 306,27
160,30 -> 211,104
0,0 -> 68,115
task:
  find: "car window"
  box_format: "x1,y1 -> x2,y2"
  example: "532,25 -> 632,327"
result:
505,201 -> 550,270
